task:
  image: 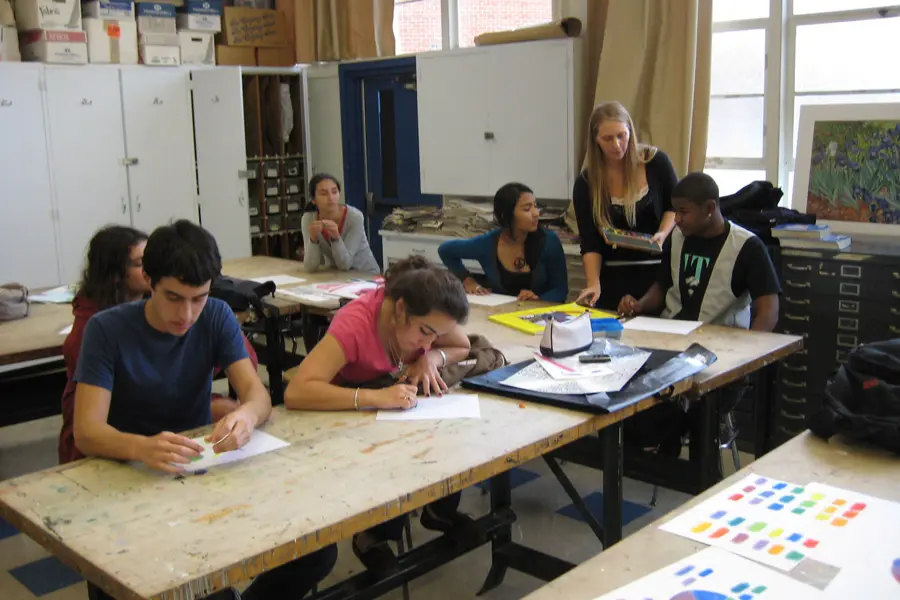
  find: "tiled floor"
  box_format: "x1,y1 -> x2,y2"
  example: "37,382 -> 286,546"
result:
0,412 -> 749,600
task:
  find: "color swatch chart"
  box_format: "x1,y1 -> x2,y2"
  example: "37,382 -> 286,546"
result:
591,547 -> 826,600
659,475 -> 898,572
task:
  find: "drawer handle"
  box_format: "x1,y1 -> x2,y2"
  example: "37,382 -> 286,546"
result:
786,280 -> 811,289
894,290 -> 900,299
785,297 -> 809,306
783,395 -> 806,404
778,425 -> 801,436
892,308 -> 900,316
783,379 -> 807,389
892,326 -> 900,335
780,409 -> 805,420
782,363 -> 807,372
893,272 -> 899,280
785,314 -> 809,322
786,263 -> 811,272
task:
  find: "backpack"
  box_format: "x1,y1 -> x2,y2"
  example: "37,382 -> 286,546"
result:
808,339 -> 900,454
0,283 -> 29,322
209,276 -> 275,317
720,181 -> 815,241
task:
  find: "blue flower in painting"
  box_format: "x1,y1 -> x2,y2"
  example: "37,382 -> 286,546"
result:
870,149 -> 879,159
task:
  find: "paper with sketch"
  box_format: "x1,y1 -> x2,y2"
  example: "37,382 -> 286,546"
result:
180,430 -> 290,473
500,361 -> 590,395
29,285 -> 75,304
591,546 -> 825,600
250,274 -> 307,287
376,394 -> 480,421
466,293 -> 517,307
623,316 -> 703,335
533,352 -> 613,380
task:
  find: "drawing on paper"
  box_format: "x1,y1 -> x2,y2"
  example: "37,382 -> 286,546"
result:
892,558 -> 900,584
806,120 -> 900,224
723,476 -> 867,527
593,547 -> 824,600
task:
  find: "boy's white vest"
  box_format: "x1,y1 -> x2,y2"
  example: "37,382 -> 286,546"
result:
661,222 -> 755,329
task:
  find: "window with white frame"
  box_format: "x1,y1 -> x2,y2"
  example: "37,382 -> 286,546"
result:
394,0 -> 443,55
707,0 -> 900,204
456,0 -> 554,48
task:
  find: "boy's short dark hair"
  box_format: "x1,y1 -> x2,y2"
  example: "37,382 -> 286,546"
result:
672,172 -> 720,206
143,220 -> 222,287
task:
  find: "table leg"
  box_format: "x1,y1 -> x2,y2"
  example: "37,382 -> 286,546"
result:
264,312 -> 284,406
477,471 -> 512,595
600,422 -> 624,548
753,364 -> 775,457
690,391 -> 722,491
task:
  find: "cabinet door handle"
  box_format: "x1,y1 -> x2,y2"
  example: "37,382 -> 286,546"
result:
152,97 -> 164,105
785,314 -> 809,322
135,195 -> 141,212
892,326 -> 900,335
783,395 -> 806,404
780,409 -> 805,420
0,99 -> 11,107
893,290 -> 900,299
783,379 -> 807,389
81,98 -> 93,106
121,197 -> 127,214
483,131 -> 495,140
785,280 -> 811,288
786,263 -> 811,272
891,308 -> 900,316
782,363 -> 807,372
893,271 -> 899,280
785,297 -> 809,305
238,192 -> 245,207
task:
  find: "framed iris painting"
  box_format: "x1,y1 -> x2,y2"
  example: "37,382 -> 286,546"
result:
793,102 -> 900,235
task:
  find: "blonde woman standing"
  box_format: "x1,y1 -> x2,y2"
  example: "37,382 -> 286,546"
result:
573,101 -> 678,311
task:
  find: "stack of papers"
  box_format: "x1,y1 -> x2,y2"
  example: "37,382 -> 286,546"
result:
501,348 -> 651,395
29,285 -> 75,304
272,279 -> 381,309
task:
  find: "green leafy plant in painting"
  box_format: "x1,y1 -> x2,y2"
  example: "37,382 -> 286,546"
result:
807,120 -> 900,224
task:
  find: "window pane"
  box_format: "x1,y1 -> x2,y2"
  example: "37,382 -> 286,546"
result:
394,0 -> 442,55
792,93 -> 900,157
457,0 -> 553,48
707,97 -> 765,158
795,19 -> 900,93
793,0 -> 896,15
705,169 -> 768,196
713,0 -> 769,22
711,29 -> 766,95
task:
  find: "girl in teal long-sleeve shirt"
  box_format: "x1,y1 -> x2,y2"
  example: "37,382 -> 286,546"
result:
438,183 -> 569,302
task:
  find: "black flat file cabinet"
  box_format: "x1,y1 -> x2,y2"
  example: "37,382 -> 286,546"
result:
772,236 -> 900,447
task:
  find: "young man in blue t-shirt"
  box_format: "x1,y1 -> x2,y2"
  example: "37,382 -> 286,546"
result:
74,220 -> 335,600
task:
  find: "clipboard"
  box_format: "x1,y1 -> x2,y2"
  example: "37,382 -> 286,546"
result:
462,343 -> 717,414
601,228 -> 662,253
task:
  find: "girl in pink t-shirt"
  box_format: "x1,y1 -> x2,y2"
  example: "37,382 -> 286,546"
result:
285,257 -> 474,575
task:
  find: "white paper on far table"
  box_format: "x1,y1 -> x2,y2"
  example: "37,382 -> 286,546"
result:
29,285 -> 75,304
376,394 -> 481,421
180,430 -> 289,473
58,324 -> 73,335
250,274 -> 307,287
591,547 -> 825,600
465,293 -> 517,307
276,287 -> 342,309
623,316 -> 703,335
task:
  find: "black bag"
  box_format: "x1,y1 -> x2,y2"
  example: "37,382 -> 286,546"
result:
808,339 -> 900,454
209,276 -> 275,316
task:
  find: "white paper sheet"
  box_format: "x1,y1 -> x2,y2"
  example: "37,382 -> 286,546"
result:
312,280 -> 379,299
826,557 -> 900,600
505,352 -> 650,395
533,352 -> 613,380
376,394 -> 480,421
276,287 -> 342,309
29,285 -> 75,304
181,430 -> 290,473
465,293 -> 518,307
623,316 -> 703,335
501,361 -> 592,395
592,547 -> 826,600
250,274 -> 307,287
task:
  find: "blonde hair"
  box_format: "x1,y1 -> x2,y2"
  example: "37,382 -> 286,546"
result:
585,101 -> 657,228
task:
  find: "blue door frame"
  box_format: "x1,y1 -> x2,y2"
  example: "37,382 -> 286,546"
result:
338,57 -> 440,268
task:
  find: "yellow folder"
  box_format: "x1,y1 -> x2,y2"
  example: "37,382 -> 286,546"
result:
488,302 -> 615,335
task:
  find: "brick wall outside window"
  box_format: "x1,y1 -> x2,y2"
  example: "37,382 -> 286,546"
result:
394,0 -> 553,55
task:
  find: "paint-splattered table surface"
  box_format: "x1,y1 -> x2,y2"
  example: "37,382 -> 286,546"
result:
522,431 -> 900,600
0,302 -> 72,366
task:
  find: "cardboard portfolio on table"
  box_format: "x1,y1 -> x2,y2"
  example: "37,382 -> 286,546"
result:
462,343 -> 717,414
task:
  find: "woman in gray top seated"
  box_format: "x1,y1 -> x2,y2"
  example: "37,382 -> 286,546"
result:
302,173 -> 380,274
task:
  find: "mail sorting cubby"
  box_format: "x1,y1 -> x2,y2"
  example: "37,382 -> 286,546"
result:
241,70 -> 309,259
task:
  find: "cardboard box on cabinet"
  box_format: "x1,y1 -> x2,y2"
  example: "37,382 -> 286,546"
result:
20,29 -> 87,64
83,1 -> 136,20
15,0 -> 82,31
84,18 -> 138,63
255,45 -> 291,66
136,1 -> 176,34
176,0 -> 222,32
215,43 -> 254,65
219,6 -> 286,47
139,32 -> 180,65
178,30 -> 214,64
0,25 -> 20,61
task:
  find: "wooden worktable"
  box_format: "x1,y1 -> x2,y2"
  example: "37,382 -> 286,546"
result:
0,303 -> 72,366
522,432 -> 900,600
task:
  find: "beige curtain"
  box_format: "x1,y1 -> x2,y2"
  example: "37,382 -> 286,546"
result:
277,0 -> 396,63
590,0 -> 712,176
